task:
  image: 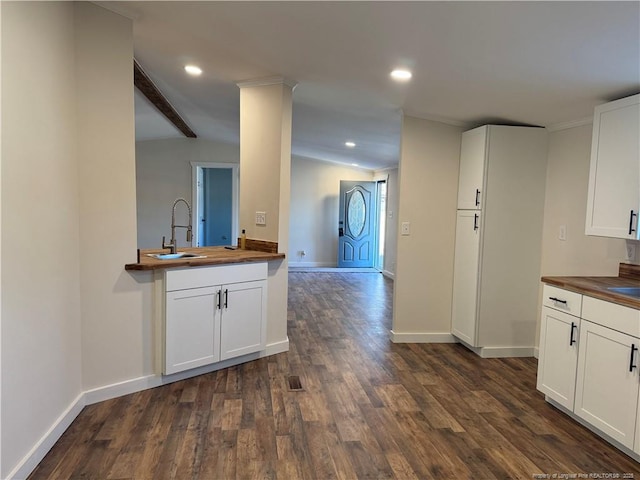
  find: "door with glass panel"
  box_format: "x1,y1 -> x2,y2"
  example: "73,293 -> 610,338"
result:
338,181 -> 376,267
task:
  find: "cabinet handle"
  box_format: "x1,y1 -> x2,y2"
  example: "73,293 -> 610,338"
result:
224,289 -> 229,309
629,210 -> 637,235
475,189 -> 481,207
569,322 -> 577,346
217,290 -> 222,310
630,344 -> 638,373
548,297 -> 567,304
473,214 -> 479,231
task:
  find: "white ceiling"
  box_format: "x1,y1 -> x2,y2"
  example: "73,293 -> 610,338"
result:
104,1 -> 640,170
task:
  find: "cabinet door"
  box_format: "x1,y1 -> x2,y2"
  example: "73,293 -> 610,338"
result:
574,320 -> 639,449
537,307 -> 580,410
457,126 -> 487,210
585,94 -> 640,239
220,280 -> 266,361
165,286 -> 220,374
451,210 -> 481,346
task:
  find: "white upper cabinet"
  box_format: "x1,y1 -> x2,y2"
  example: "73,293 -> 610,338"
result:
586,94 -> 640,239
457,126 -> 487,210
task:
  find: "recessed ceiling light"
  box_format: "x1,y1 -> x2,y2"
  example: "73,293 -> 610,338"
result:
390,69 -> 412,81
184,65 -> 202,76
345,141 -> 356,148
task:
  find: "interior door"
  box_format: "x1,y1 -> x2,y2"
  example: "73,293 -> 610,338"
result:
338,181 -> 376,268
203,168 -> 233,246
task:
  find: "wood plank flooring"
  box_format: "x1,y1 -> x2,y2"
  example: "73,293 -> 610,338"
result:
29,272 -> 640,479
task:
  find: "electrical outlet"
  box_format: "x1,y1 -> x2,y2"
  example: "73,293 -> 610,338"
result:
255,211 -> 266,225
625,242 -> 636,261
401,222 -> 411,236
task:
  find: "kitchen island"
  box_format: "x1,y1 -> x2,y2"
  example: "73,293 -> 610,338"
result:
126,243 -> 286,376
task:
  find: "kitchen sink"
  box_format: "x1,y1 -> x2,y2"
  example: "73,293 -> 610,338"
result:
148,252 -> 205,260
607,286 -> 640,299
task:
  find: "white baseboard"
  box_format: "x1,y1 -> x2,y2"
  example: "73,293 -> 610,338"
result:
533,346 -> 539,359
11,339 -> 290,479
455,339 -> 536,358
381,270 -> 395,280
85,337 -> 290,406
8,393 -> 85,480
390,331 -> 457,343
478,346 -> 535,358
288,261 -> 335,268
264,338 -> 289,356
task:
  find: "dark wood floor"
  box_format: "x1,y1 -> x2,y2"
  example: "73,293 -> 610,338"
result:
30,272 -> 640,479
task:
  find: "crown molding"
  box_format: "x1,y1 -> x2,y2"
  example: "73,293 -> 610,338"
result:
545,116 -> 593,132
401,109 -> 470,128
237,76 -> 298,90
91,1 -> 141,20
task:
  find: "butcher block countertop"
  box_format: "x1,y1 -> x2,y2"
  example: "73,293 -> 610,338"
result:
125,246 -> 285,271
542,263 -> 640,310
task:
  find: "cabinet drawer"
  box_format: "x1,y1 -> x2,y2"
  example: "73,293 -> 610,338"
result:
542,284 -> 582,317
166,262 -> 268,291
582,295 -> 640,337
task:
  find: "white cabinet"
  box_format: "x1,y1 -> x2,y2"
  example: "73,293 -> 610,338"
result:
451,211 -> 481,345
574,320 -> 639,449
537,284 -> 582,410
451,125 -> 548,354
457,126 -> 486,210
164,262 -> 267,375
586,94 -> 640,239
538,284 -> 640,455
220,280 -> 266,361
165,286 -> 220,374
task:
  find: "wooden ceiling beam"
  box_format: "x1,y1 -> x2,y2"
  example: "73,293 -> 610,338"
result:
134,60 -> 197,138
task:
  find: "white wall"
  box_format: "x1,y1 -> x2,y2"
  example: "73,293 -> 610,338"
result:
1,3 -> 82,477
536,123 -> 635,344
136,138 -> 240,248
1,4 -> 150,477
239,81 -> 293,351
540,123 -> 633,276
75,2 -> 145,393
289,156 -> 374,267
392,116 -> 462,341
375,167 -> 399,277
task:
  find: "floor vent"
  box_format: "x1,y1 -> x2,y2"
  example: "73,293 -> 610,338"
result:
287,375 -> 304,391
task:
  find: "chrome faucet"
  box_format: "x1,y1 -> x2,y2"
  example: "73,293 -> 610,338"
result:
162,198 -> 192,254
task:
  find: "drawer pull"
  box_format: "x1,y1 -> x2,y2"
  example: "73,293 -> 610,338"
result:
630,344 -> 638,373
475,189 -> 481,207
548,297 -> 567,305
629,210 -> 637,235
569,322 -> 577,346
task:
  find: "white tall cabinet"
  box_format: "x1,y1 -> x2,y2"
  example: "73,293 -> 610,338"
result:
451,125 -> 548,356
586,94 -> 640,239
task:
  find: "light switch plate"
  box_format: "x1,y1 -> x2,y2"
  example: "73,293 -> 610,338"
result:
559,225 -> 567,241
401,222 -> 411,236
255,211 -> 266,225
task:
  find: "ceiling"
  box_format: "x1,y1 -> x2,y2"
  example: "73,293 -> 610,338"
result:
102,1 -> 640,171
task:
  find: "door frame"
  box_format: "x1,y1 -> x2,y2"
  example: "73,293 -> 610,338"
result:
191,162 -> 239,247
373,173 -> 389,272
